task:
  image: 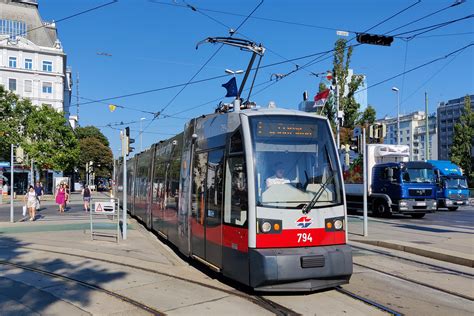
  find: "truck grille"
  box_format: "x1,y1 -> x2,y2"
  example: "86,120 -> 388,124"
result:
448,193 -> 467,200
301,255 -> 325,268
409,189 -> 432,196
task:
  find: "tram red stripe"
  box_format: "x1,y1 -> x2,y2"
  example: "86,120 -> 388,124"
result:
256,228 -> 345,248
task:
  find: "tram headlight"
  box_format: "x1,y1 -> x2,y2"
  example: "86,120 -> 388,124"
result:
334,219 -> 343,230
261,221 -> 272,233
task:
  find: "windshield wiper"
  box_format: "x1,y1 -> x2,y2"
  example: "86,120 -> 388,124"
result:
302,174 -> 335,214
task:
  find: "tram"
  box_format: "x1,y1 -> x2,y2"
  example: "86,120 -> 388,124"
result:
118,106 -> 353,291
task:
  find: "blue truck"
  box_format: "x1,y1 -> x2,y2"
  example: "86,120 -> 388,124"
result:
427,160 -> 469,211
344,145 -> 437,218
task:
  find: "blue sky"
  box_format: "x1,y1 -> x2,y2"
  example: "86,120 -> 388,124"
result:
39,0 -> 474,155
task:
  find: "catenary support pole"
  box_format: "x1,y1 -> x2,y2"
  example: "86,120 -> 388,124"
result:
363,127 -> 368,237
10,144 -> 14,223
425,92 -> 429,159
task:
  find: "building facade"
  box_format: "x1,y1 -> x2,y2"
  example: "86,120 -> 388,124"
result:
0,0 -> 72,116
437,95 -> 474,161
376,111 -> 437,161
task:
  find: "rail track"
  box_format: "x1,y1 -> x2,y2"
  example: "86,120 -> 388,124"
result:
335,287 -> 403,316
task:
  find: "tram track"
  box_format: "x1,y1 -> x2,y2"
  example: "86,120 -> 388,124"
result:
353,261 -> 474,302
3,245 -> 298,315
0,259 -> 164,315
335,287 -> 403,316
351,244 -> 474,278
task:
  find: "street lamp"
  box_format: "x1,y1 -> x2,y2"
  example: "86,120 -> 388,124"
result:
139,117 -> 146,152
225,69 -> 244,75
392,87 -> 400,145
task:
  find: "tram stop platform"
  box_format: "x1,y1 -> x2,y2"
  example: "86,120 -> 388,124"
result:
0,191 -> 472,314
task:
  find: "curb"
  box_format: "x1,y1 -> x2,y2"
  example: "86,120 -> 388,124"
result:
352,239 -> 474,268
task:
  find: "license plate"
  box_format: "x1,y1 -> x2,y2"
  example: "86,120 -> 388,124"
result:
416,202 -> 426,206
456,201 -> 463,205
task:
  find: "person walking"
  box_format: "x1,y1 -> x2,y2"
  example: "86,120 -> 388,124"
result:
34,181 -> 43,210
55,183 -> 67,213
24,185 -> 37,221
82,184 -> 91,212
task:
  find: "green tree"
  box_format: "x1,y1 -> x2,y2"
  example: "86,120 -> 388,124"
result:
75,126 -> 110,147
450,95 -> 474,184
318,82 -> 336,127
22,104 -> 79,171
78,137 -> 113,179
332,39 -> 364,129
357,105 -> 377,125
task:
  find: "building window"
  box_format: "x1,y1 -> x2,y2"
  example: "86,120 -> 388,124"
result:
8,78 -> 16,91
42,82 -> 52,94
9,57 -> 17,68
42,61 -> 52,72
24,80 -> 32,93
24,58 -> 32,70
0,19 -> 27,38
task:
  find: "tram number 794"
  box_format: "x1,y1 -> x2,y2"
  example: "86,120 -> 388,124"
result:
297,233 -> 313,243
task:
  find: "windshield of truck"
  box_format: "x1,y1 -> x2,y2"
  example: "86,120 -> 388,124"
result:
402,168 -> 435,183
445,177 -> 468,189
250,115 -> 342,209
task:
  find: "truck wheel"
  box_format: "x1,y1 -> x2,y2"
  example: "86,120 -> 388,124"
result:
448,207 -> 458,211
411,213 -> 425,218
373,200 -> 390,217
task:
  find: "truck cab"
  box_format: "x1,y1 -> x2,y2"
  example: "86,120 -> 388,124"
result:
371,161 -> 437,218
427,160 -> 469,211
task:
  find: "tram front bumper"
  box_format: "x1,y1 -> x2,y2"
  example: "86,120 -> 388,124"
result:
249,244 -> 353,291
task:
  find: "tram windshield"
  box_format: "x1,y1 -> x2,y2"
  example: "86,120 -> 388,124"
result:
250,115 -> 342,209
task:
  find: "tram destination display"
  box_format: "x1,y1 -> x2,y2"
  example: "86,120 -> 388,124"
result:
256,120 -> 316,138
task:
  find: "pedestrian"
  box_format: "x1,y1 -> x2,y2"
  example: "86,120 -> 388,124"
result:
82,184 -> 91,211
55,183 -> 67,213
64,183 -> 70,209
24,185 -> 37,221
34,181 -> 43,210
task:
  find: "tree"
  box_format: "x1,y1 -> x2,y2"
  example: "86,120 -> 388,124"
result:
357,105 -> 377,125
75,126 -> 110,147
332,39 -> 364,129
318,82 -> 336,128
22,104 -> 79,172
78,137 -> 113,179
451,95 -> 474,184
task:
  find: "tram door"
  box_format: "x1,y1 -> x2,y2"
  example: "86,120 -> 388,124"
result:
191,150 -> 224,268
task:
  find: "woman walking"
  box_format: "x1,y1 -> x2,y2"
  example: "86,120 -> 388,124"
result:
82,184 -> 91,211
55,183 -> 67,213
24,186 -> 37,221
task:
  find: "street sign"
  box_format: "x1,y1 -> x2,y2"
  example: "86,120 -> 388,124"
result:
353,126 -> 362,137
0,162 -> 10,167
336,30 -> 349,37
94,201 -> 115,213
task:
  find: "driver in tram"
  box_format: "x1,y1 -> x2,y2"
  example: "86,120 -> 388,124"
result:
265,162 -> 290,188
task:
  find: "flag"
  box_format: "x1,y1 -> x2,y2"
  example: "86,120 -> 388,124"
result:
109,104 -> 116,112
222,77 -> 238,97
314,89 -> 330,107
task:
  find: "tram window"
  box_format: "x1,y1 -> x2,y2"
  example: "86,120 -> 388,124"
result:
230,130 -> 243,153
224,156 -> 248,227
192,152 -> 208,224
206,150 -> 224,227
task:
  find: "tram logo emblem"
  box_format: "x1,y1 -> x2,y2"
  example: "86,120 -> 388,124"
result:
296,216 -> 312,228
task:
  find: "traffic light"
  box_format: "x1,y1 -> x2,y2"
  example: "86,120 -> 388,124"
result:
369,124 -> 387,143
356,33 -> 394,46
350,135 -> 362,153
125,127 -> 135,156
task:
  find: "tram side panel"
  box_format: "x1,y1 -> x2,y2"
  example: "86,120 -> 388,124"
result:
133,150 -> 154,228
126,156 -> 136,216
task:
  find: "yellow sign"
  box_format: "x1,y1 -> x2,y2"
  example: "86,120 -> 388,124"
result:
109,104 -> 116,112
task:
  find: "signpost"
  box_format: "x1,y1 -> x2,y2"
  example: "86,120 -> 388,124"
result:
90,197 -> 120,243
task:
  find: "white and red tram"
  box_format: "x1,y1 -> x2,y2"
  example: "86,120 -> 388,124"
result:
118,107 -> 352,291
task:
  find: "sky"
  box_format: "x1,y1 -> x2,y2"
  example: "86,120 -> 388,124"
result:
38,0 -> 474,156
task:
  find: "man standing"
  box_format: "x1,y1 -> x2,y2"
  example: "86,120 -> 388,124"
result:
34,182 -> 43,210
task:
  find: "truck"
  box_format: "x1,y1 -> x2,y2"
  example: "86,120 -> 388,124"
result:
427,160 -> 469,211
343,144 -> 437,218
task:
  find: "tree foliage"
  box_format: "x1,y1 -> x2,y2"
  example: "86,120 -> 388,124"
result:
357,105 -> 377,125
333,39 -> 364,129
0,86 -> 78,171
78,137 -> 113,179
75,126 -> 110,147
450,95 -> 474,184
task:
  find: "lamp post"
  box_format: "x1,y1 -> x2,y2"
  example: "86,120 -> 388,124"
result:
139,117 -> 146,152
392,87 -> 400,145
225,69 -> 244,75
